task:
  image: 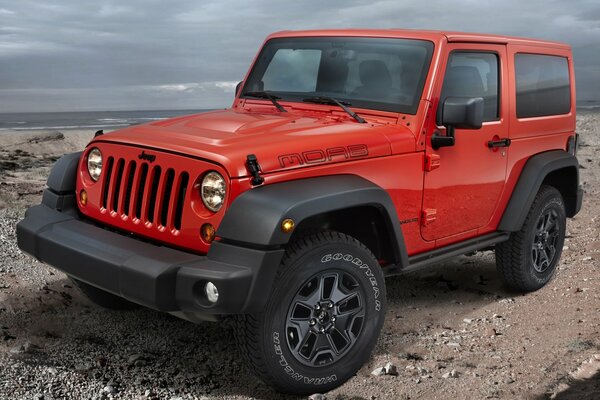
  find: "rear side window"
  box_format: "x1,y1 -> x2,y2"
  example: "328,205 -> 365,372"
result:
440,52 -> 499,122
515,54 -> 570,118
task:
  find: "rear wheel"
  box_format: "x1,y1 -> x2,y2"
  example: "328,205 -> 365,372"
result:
496,185 -> 566,292
235,231 -> 386,395
71,278 -> 139,310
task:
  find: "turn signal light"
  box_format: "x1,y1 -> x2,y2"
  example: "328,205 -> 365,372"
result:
80,190 -> 88,206
201,223 -> 216,243
281,218 -> 295,233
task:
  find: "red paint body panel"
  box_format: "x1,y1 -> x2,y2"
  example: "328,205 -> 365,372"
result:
506,44 -> 576,139
481,43 -> 576,236
484,133 -> 572,233
75,29 -> 575,258
421,43 -> 510,243
229,154 -> 430,256
96,109 -> 398,177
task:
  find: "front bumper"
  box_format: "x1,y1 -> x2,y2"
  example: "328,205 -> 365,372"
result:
17,200 -> 284,319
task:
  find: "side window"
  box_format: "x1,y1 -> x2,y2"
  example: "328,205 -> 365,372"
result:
261,49 -> 322,92
440,52 -> 499,122
515,53 -> 570,118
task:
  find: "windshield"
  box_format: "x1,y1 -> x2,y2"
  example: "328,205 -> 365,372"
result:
241,36 -> 434,114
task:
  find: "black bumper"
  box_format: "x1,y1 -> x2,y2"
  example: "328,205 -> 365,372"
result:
17,203 -> 284,317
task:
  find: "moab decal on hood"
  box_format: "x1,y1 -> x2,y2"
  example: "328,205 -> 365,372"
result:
278,144 -> 369,168
91,109 -> 415,177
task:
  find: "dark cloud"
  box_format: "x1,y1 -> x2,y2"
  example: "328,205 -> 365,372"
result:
0,0 -> 598,112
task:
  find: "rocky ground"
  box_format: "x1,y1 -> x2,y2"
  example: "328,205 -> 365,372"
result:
1,115 -> 599,400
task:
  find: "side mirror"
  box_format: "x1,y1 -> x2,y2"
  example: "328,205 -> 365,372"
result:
441,97 -> 484,129
432,97 -> 484,150
235,81 -> 243,97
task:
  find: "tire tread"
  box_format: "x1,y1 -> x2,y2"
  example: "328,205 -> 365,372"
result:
234,230 -> 377,393
496,185 -> 565,292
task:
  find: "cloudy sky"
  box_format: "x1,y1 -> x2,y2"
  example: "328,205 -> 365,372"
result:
0,0 -> 599,113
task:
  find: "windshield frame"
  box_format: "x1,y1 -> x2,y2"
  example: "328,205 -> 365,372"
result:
240,36 -> 435,115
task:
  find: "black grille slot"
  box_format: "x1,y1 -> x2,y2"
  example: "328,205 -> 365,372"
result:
174,173 -> 189,230
147,166 -> 162,223
111,159 -> 125,212
160,169 -> 175,227
134,163 -> 149,219
122,161 -> 136,216
101,157 -> 114,209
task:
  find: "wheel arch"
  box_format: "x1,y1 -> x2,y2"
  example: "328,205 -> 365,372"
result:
216,175 -> 409,268
499,150 -> 581,232
289,204 -> 397,265
541,166 -> 580,217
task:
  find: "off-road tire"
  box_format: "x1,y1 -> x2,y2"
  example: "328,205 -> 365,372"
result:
496,185 -> 566,292
234,231 -> 386,395
71,278 -> 139,310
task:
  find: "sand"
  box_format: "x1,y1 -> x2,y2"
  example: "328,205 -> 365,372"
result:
0,129 -> 100,209
0,116 -> 599,399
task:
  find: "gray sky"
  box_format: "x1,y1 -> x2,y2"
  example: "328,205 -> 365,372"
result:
1,0 -> 599,112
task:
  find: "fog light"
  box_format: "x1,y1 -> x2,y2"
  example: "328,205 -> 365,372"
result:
205,282 -> 219,303
201,223 -> 215,243
80,190 -> 88,206
281,218 -> 295,233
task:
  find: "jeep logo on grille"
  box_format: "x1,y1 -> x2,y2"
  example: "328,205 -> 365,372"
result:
138,151 -> 156,163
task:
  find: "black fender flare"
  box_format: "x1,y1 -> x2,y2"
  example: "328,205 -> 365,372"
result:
498,150 -> 580,232
217,175 -> 409,268
46,152 -> 82,193
41,151 -> 82,211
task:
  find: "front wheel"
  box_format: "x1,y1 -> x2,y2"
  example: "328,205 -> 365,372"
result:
235,231 -> 386,395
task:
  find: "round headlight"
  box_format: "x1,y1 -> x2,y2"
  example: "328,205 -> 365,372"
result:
201,171 -> 226,212
87,148 -> 103,181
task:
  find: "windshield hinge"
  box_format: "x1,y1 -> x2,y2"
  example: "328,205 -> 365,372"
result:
246,154 -> 264,186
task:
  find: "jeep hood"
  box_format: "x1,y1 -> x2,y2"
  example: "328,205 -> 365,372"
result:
93,109 -> 415,178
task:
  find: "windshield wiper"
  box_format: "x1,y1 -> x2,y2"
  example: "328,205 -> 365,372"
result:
302,96 -> 366,123
243,91 -> 287,112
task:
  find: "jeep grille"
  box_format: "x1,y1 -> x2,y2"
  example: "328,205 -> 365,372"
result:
100,156 -> 190,231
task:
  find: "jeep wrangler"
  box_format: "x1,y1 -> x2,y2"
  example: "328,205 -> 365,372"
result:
17,29 -> 583,395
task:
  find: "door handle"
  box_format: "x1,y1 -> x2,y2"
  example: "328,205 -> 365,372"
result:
487,138 -> 511,148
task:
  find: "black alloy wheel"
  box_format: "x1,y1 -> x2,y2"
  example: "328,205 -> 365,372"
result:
531,208 -> 560,273
285,270 -> 365,367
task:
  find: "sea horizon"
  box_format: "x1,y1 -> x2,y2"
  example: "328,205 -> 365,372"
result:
0,109 -> 217,131
1,102 -> 599,132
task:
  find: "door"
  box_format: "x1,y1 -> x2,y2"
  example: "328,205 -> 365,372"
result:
421,44 -> 509,243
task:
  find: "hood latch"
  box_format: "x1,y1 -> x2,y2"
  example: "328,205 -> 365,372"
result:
246,154 -> 264,186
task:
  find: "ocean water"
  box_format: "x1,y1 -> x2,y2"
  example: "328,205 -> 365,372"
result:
0,109 -> 214,131
0,104 -> 598,132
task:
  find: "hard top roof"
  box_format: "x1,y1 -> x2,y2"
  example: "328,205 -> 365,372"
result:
267,29 -> 570,49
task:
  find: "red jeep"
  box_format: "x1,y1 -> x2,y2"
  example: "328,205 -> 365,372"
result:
17,29 -> 582,395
